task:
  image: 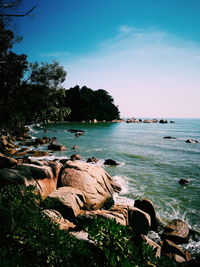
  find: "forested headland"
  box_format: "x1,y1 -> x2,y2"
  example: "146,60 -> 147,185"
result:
0,21 -> 120,135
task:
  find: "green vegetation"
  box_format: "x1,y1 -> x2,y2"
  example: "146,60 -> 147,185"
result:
0,185 -> 179,267
0,21 -> 120,135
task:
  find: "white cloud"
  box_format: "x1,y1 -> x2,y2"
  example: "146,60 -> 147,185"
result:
62,27 -> 200,118
118,25 -> 134,34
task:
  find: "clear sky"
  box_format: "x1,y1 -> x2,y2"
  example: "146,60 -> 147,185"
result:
13,0 -> 200,118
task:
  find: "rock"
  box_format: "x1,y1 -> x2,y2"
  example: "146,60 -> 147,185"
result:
86,157 -> 98,163
77,205 -> 128,226
159,119 -> 168,123
72,145 -> 79,149
0,161 -> 62,198
0,155 -> 18,169
128,207 -> 151,235
104,159 -> 119,166
59,158 -> 68,165
163,136 -> 177,139
31,151 -> 49,157
142,235 -> 161,257
42,209 -> 76,230
162,219 -> 190,244
70,154 -> 81,161
46,187 -> 86,221
134,199 -> 158,231
48,142 -> 67,151
160,239 -> 190,263
186,139 -> 199,143
179,179 -> 189,185
67,129 -> 85,133
60,160 -> 121,210
70,231 -> 89,242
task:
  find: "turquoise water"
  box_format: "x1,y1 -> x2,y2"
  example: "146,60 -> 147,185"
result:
31,119 -> 200,252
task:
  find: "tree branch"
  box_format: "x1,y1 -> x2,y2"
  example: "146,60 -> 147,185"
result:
0,4 -> 37,17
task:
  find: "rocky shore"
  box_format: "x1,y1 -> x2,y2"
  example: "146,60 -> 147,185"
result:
0,128 -> 199,266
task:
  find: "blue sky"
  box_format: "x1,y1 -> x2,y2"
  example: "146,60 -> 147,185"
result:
13,0 -> 200,118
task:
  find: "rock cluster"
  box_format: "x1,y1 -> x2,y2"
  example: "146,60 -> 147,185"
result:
0,130 -> 196,264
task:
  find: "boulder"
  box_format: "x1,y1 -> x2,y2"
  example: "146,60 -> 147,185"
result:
128,207 -> 151,235
162,219 -> 190,244
86,157 -> 98,163
160,239 -> 191,263
186,139 -> 199,143
163,136 -> 177,139
46,187 -> 86,221
0,161 -> 62,198
42,209 -> 76,230
60,160 -> 121,210
134,199 -> 158,231
70,154 -> 81,161
48,142 -> 66,151
0,155 -> 18,169
104,159 -> 119,166
159,119 -> 168,123
142,235 -> 161,257
77,205 -> 128,226
31,151 -> 49,157
179,178 -> 189,185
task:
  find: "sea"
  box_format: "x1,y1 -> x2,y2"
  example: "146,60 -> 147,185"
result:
29,118 -> 200,255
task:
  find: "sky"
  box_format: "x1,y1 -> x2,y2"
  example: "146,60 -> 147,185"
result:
12,0 -> 200,118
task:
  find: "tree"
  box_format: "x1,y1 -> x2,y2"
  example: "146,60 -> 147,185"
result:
0,21 -> 28,132
25,61 -> 67,89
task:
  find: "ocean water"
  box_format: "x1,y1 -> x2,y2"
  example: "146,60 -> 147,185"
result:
30,119 -> 200,254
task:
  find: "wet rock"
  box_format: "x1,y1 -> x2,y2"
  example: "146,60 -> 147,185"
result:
48,142 -> 66,151
104,159 -> 119,166
72,145 -> 79,149
60,160 -> 121,210
134,199 -> 158,231
186,139 -> 199,143
159,119 -> 168,123
162,219 -> 190,244
86,157 -> 98,163
128,207 -> 151,235
163,136 -> 177,139
179,178 -> 189,185
70,154 -> 81,161
31,151 -> 49,157
67,129 -> 85,133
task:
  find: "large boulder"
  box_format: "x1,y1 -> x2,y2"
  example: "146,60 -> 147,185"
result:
128,207 -> 151,235
0,161 -> 62,198
162,219 -> 190,244
160,239 -> 191,263
134,199 -> 158,231
0,155 -> 18,169
46,186 -> 86,221
60,160 -> 121,210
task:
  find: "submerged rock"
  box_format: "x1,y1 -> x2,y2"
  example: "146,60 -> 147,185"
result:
179,178 -> 189,185
186,139 -> 199,143
104,159 -> 119,166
